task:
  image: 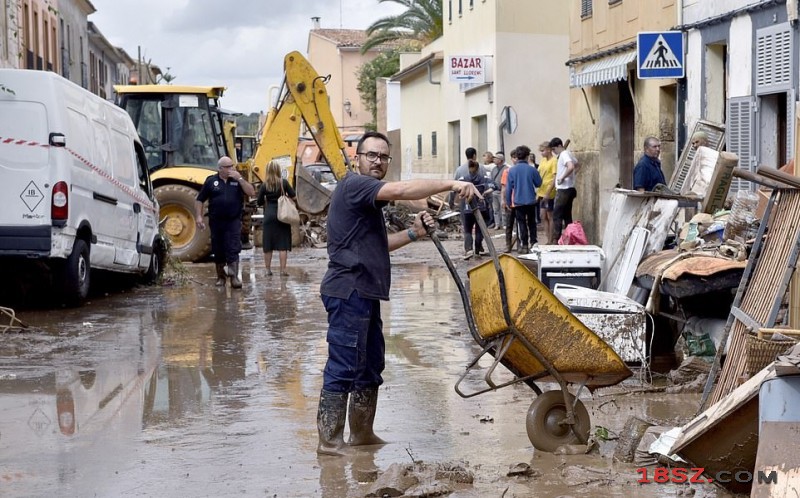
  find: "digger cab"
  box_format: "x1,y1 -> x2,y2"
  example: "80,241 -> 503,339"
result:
115,85 -> 229,173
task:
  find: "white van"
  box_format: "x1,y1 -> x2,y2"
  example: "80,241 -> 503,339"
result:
0,69 -> 165,305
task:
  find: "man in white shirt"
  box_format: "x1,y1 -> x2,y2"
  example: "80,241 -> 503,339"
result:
549,137 -> 578,242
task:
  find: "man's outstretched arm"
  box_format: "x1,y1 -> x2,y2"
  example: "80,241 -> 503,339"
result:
377,179 -> 481,203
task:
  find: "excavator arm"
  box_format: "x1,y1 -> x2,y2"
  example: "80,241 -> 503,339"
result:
251,51 -> 353,215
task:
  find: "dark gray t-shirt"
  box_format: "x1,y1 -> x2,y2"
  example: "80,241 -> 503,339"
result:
320,172 -> 390,300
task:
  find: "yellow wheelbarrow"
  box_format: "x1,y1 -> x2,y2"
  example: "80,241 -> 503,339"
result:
429,205 -> 631,452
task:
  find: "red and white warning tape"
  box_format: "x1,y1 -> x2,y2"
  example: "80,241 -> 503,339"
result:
0,135 -> 157,213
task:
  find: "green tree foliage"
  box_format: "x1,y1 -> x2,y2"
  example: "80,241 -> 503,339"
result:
356,50 -> 401,130
361,0 -> 443,54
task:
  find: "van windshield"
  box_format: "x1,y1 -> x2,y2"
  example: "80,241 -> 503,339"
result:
0,102 -> 50,168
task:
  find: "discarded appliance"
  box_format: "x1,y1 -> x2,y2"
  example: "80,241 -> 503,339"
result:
517,245 -> 604,291
553,284 -> 648,365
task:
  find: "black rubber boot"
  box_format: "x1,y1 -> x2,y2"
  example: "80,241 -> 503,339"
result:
317,390 -> 349,456
228,262 -> 242,289
347,388 -> 387,446
215,263 -> 227,287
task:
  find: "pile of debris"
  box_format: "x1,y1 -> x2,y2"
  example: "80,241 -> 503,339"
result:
295,194 -> 463,248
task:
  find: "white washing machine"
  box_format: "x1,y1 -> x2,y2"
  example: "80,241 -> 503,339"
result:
553,283 -> 649,365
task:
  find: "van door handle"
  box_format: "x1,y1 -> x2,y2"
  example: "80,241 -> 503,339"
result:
133,203 -> 141,214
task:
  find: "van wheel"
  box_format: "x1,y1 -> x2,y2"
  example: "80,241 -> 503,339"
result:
62,239 -> 90,307
155,185 -> 211,262
143,239 -> 166,284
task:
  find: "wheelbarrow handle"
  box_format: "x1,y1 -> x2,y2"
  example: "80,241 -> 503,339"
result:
424,216 -> 485,346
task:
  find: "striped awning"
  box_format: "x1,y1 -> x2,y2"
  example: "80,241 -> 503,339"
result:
569,51 -> 637,88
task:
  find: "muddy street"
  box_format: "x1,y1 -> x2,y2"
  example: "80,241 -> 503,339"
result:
0,238 -> 727,497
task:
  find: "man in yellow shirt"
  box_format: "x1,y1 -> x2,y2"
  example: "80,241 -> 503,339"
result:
536,141 -> 557,244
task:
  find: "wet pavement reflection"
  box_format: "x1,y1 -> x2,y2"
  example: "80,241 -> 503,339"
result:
0,246 -> 724,497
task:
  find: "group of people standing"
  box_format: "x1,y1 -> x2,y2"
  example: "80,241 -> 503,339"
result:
454,137 -> 579,255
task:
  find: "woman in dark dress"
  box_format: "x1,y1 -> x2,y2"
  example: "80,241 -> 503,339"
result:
256,160 -> 297,276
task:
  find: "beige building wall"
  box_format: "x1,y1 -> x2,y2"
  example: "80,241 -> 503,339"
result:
1,0 -> 19,68
17,0 -> 59,72
441,0 -> 496,173
307,33 -> 383,135
395,0 -> 570,180
495,1 -> 571,152
568,0 -> 678,244
340,48 -> 374,133
395,41 -> 447,180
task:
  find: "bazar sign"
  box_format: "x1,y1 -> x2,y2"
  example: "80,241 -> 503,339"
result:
448,55 -> 487,83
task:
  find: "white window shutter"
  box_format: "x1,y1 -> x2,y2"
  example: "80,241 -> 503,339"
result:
726,96 -> 756,192
756,23 -> 793,94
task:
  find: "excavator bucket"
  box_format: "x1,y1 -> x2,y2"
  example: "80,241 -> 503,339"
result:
294,163 -> 332,215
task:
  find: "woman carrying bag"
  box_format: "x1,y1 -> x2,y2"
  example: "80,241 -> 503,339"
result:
256,160 -> 297,276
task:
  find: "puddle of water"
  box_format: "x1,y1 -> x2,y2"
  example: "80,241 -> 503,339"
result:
0,249 -> 728,497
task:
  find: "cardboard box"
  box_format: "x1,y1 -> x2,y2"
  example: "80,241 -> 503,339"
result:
701,153 -> 738,214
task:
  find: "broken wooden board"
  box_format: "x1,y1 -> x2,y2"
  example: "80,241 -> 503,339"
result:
670,365 -> 776,494
601,190 -> 680,294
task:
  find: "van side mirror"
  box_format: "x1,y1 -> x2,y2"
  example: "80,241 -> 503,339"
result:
49,133 -> 66,147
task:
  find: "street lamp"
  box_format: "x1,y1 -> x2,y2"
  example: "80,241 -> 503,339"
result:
343,98 -> 352,117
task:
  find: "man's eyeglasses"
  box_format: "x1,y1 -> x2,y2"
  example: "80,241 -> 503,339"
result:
359,151 -> 392,164
220,164 -> 234,168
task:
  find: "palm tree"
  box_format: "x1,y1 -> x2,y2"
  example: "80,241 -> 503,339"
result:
361,0 -> 443,54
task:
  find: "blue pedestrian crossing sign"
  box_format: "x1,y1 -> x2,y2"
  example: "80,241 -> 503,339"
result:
637,31 -> 684,79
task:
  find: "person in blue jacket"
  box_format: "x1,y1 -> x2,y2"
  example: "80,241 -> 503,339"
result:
633,137 -> 666,192
505,145 -> 542,253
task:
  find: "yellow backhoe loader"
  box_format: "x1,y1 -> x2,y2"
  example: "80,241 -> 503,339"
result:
115,51 -> 352,260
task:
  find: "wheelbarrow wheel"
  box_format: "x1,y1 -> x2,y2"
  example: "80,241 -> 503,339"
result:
525,390 -> 590,452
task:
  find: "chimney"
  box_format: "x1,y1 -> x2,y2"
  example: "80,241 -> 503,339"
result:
311,17 -> 321,29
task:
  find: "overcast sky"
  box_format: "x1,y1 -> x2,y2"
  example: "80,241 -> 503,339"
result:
89,0 -> 405,114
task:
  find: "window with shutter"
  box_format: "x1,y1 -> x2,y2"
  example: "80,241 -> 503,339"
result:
726,96 -> 756,192
756,23 -> 793,94
581,0 -> 593,18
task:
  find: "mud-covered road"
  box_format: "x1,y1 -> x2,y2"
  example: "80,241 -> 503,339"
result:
0,235 -> 727,497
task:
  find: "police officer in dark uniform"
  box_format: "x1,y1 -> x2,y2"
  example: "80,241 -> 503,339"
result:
195,156 -> 255,288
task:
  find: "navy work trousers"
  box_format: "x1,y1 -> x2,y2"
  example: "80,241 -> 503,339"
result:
514,204 -> 538,247
210,218 -> 242,264
321,291 -> 385,393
